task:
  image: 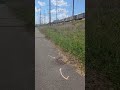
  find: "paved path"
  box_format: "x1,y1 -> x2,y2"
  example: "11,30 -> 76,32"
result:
0,4 -> 34,89
35,27 -> 85,90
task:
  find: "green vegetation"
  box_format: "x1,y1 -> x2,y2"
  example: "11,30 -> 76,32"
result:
40,20 -> 85,65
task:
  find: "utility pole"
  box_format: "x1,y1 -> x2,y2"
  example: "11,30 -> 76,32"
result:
49,0 -> 51,25
44,10 -> 46,24
56,0 -> 57,21
39,8 -> 41,25
72,0 -> 74,20
39,0 -> 42,25
40,9 -> 41,25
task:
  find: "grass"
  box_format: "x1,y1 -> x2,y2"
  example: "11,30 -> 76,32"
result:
40,20 -> 85,65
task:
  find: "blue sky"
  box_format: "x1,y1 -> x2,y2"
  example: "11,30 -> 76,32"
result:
35,0 -> 85,24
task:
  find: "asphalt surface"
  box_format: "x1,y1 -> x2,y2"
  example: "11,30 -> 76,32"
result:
0,3 -> 84,89
35,27 -> 85,90
0,4 -> 34,89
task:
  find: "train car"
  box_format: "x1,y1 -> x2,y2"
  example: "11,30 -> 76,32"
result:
64,18 -> 68,22
52,20 -> 60,24
65,16 -> 72,22
73,15 -> 77,20
65,15 -> 77,22
75,13 -> 85,20
52,13 -> 85,24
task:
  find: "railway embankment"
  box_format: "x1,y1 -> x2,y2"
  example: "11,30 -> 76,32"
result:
39,20 -> 85,75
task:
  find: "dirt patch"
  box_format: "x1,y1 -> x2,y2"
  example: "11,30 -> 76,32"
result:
55,56 -> 66,65
57,47 -> 85,76
49,41 -> 85,76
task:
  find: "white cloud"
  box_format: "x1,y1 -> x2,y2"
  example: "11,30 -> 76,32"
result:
51,9 -> 56,14
35,7 -> 41,12
50,9 -> 68,21
58,13 -> 68,19
51,8 -> 68,14
57,8 -> 68,13
50,8 -> 68,21
51,0 -> 67,6
38,1 -> 46,6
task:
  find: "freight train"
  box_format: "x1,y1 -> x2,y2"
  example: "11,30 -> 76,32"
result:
51,13 -> 85,24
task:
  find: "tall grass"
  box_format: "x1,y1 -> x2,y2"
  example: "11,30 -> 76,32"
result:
40,20 -> 85,64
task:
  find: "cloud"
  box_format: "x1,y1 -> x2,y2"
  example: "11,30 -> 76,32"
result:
38,1 -> 46,6
58,13 -> 68,19
51,9 -> 56,14
51,8 -> 68,14
51,0 -> 68,6
35,7 -> 41,12
50,8 -> 68,21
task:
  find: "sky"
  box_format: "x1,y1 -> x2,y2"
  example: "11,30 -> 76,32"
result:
35,0 -> 85,24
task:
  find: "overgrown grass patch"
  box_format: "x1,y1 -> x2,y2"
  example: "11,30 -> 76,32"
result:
39,20 -> 85,65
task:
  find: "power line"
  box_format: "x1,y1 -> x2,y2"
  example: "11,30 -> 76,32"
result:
39,0 -> 80,24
